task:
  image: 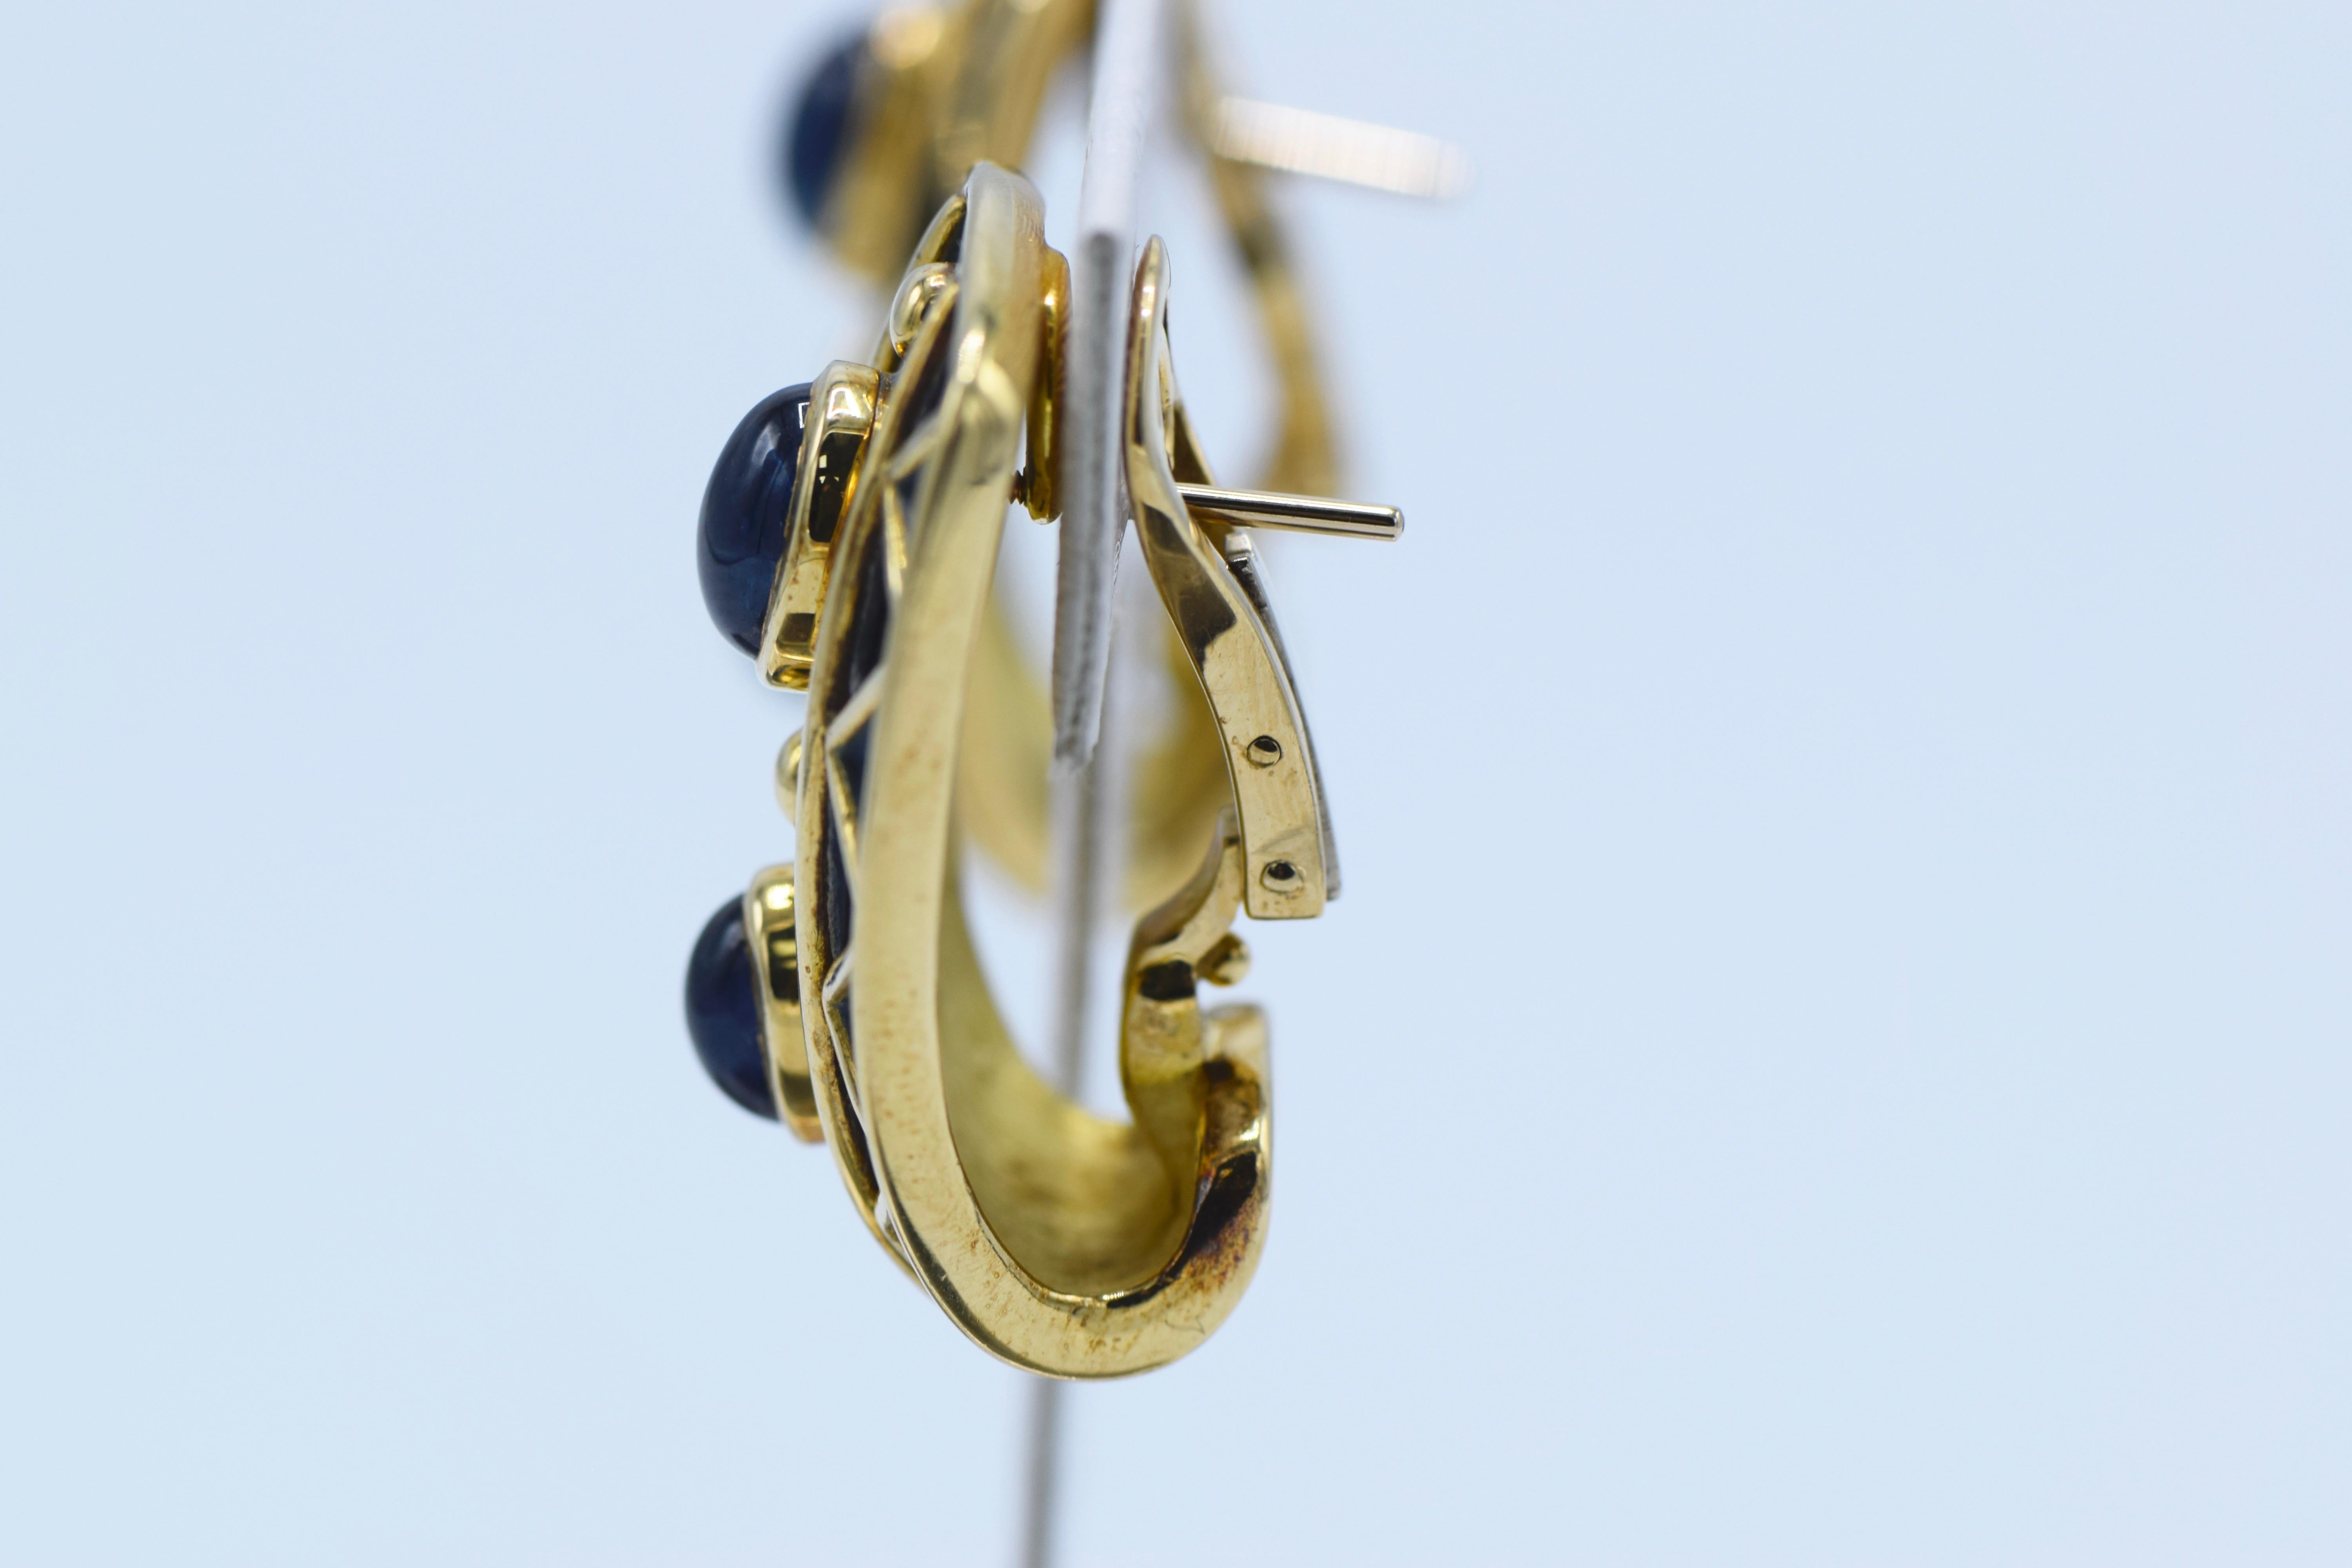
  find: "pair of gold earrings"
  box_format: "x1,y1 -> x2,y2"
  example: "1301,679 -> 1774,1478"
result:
684,2 -> 1398,1378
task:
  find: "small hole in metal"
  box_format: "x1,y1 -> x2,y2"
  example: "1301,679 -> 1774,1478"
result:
1245,734 -> 1283,768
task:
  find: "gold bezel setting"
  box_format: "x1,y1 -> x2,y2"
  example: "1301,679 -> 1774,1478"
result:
759,362 -> 877,690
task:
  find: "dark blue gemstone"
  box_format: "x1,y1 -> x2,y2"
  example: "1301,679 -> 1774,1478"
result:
782,32 -> 867,229
698,384 -> 811,655
684,895 -> 777,1120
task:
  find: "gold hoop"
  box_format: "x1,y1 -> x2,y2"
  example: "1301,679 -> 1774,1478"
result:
793,166 -> 1274,1373
687,158 -> 1399,1367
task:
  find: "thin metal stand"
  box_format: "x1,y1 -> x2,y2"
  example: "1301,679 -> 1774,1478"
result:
1016,1372 -> 1067,1568
1021,0 -> 1162,1558
1016,657 -> 1118,1568
1050,0 -> 1163,775
1019,555 -> 1141,1568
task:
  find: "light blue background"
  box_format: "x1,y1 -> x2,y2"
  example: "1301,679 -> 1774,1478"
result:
3,2 -> 2346,1562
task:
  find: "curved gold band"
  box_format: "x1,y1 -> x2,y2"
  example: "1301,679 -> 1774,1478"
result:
788,167 -> 1283,1374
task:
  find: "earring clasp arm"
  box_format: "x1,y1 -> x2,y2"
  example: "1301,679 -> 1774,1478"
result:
1174,483 -> 1403,542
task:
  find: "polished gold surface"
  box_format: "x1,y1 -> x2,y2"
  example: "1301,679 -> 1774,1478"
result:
804,0 -> 1348,909
815,0 -> 1093,287
783,166 -> 1301,1374
761,362 -> 877,691
1170,0 -> 1336,495
1125,236 -> 1332,918
744,59 -> 1413,1354
1017,242 -> 1067,523
933,0 -> 1094,230
958,601 -> 1234,915
744,866 -> 820,1142
813,5 -> 955,283
773,731 -> 802,822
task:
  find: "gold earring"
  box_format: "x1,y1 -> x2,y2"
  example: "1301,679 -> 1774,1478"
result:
685,164 -> 1398,1374
774,0 -> 1345,917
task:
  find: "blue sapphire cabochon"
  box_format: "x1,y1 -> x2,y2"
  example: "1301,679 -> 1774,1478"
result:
784,32 -> 867,229
685,895 -> 778,1120
698,383 -> 812,655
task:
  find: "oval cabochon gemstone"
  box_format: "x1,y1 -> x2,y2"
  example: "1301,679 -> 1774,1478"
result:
698,383 -> 812,655
684,896 -> 778,1120
784,32 -> 867,229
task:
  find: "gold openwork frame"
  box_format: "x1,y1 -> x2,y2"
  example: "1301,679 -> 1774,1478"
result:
788,165 -> 1282,1377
